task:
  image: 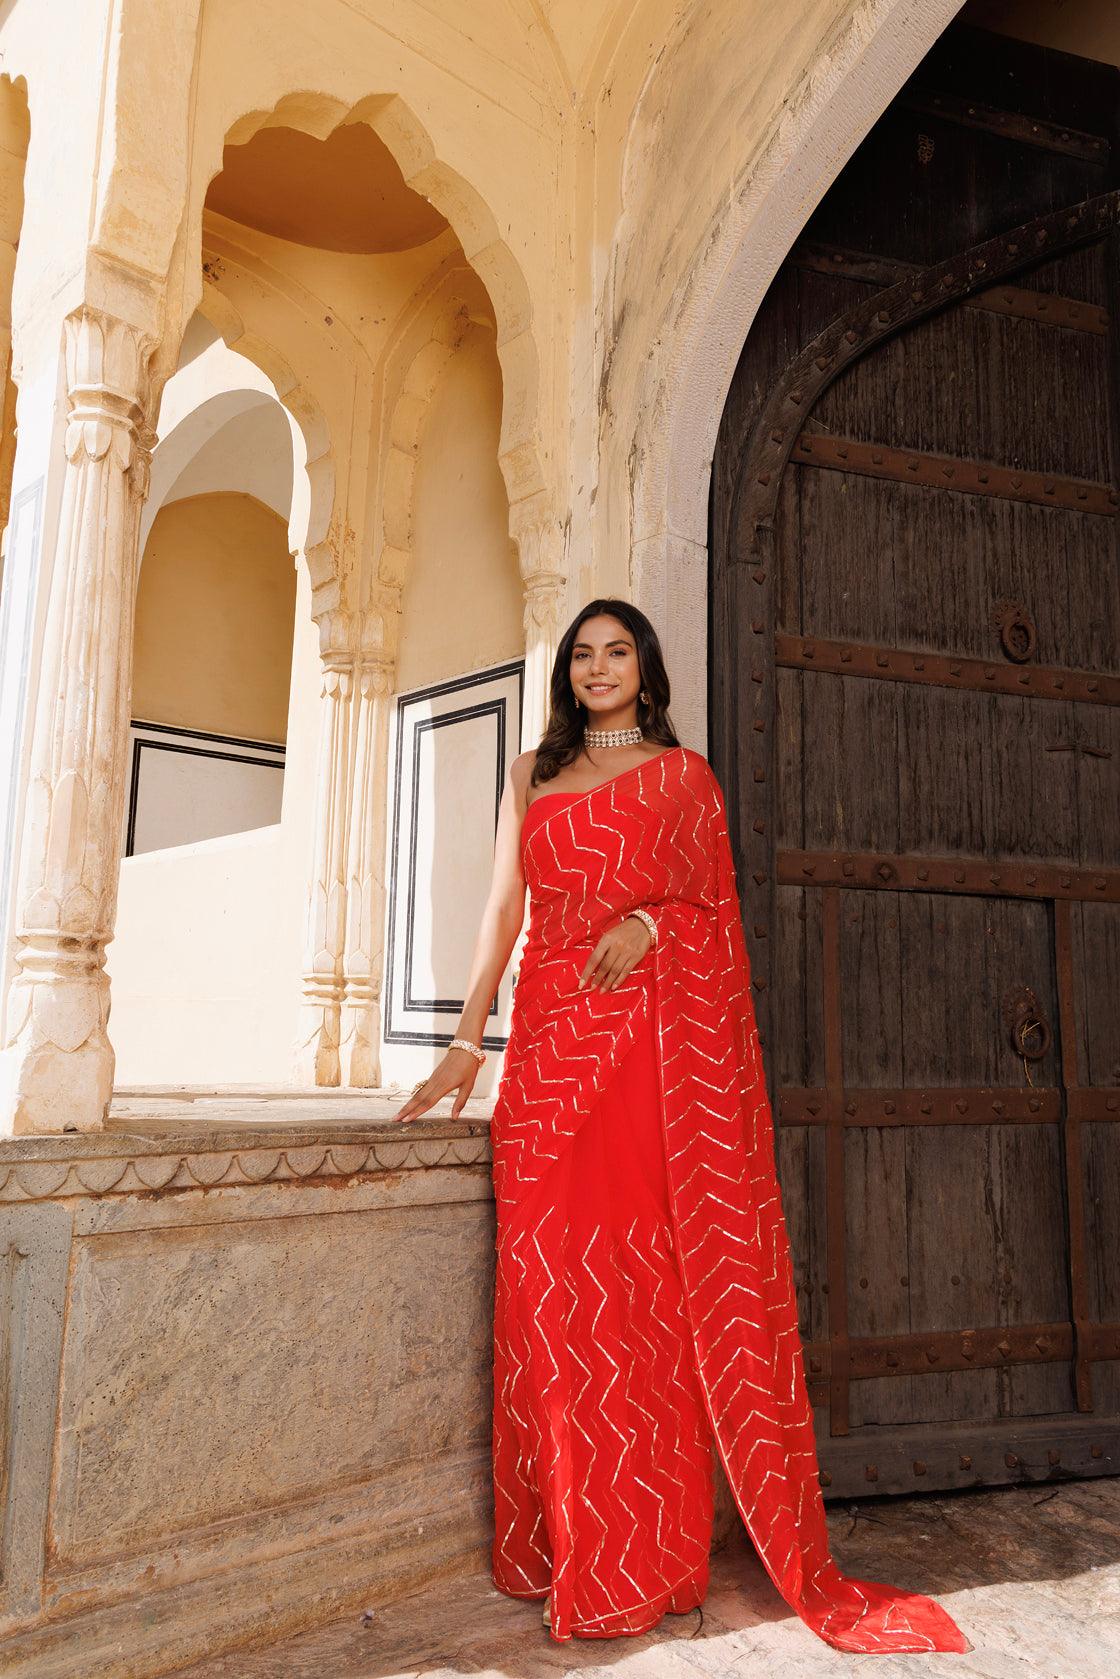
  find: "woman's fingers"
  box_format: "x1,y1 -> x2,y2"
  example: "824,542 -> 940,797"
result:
579,920 -> 653,990
394,1048 -> 480,1121
587,954 -> 628,991
396,1077 -> 444,1122
395,1092 -> 428,1123
578,940 -> 611,989
580,927 -> 650,990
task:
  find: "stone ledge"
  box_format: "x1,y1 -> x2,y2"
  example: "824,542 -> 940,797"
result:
0,1098 -> 494,1203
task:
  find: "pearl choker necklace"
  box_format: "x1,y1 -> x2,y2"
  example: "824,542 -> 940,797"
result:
584,724 -> 644,747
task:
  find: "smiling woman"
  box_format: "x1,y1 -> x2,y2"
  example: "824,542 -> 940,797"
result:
394,598 -> 972,1653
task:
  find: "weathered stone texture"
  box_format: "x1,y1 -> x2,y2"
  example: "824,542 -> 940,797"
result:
0,1116 -> 496,1679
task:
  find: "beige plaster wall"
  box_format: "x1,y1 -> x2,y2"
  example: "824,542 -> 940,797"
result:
109,827 -> 293,1084
590,0 -> 973,747
590,0 -> 888,606
134,492 -> 296,742
179,0 -> 569,520
398,324 -> 520,691
0,76 -> 28,537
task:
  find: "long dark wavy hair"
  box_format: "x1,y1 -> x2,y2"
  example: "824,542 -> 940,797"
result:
529,598 -> 680,789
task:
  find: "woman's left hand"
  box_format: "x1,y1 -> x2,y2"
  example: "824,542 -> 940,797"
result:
578,914 -> 653,992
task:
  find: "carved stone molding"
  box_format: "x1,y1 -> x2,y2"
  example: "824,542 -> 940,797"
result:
0,1125 -> 492,1204
0,307 -> 157,1137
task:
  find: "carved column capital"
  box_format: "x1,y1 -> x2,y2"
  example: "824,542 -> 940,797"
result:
521,568 -> 567,638
320,658 -> 354,695
356,659 -> 394,702
62,307 -> 154,469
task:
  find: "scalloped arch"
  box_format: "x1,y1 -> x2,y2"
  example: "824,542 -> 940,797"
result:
140,386 -> 292,554
193,279 -> 337,610
198,89 -> 545,514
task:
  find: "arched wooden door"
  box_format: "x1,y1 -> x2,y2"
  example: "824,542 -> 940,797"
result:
711,20 -> 1120,1497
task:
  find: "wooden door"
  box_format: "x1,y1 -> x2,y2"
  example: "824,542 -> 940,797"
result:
710,20 -> 1120,1497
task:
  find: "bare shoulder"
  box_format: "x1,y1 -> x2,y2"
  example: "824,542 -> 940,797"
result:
508,750 -> 538,801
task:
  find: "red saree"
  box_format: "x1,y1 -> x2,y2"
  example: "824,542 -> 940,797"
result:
489,744 -> 971,1653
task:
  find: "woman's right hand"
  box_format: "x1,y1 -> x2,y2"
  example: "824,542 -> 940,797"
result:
393,1047 -> 481,1123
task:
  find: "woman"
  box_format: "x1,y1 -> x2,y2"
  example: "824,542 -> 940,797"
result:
394,599 -> 970,1655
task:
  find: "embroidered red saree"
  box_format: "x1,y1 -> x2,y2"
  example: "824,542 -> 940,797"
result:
489,744 -> 970,1653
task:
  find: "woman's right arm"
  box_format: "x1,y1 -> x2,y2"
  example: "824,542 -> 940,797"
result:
392,750 -> 535,1122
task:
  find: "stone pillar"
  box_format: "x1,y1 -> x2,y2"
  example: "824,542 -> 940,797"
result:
295,634 -> 354,1086
521,569 -> 567,748
511,494 -> 567,752
0,308 -> 155,1135
340,651 -> 393,1088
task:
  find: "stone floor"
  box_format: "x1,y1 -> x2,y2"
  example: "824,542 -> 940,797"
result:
173,1476 -> 1120,1679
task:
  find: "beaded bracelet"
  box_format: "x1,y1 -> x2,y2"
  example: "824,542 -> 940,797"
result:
628,907 -> 658,945
450,1036 -> 487,1065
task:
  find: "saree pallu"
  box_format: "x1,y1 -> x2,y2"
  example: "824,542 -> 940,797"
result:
490,744 -> 971,1654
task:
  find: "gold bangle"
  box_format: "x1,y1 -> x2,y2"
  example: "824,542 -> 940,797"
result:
628,908 -> 657,944
450,1036 -> 487,1065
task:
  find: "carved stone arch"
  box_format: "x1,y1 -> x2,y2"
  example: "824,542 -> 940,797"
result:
193,264 -> 338,617
187,89 -> 547,518
609,0 -> 965,746
140,384 -> 295,561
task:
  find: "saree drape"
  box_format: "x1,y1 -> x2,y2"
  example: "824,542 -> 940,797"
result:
489,744 -> 971,1653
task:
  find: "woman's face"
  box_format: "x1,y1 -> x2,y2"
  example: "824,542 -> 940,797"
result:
569,614 -> 642,721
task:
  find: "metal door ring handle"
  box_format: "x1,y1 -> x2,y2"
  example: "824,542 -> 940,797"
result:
1013,1013 -> 1051,1061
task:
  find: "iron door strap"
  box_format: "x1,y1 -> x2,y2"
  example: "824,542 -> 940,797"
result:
734,186 -> 1120,563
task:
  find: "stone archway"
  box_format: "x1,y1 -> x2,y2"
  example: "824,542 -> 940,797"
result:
187,91 -> 565,748
141,385 -> 299,556
613,0 -> 966,748
192,274 -> 336,619
186,91 -> 549,524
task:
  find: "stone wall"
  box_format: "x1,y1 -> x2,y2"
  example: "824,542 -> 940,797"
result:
0,1107 -> 497,1678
